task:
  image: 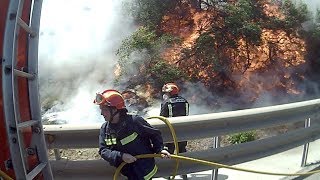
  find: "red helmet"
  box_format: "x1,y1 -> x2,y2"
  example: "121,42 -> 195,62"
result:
94,89 -> 126,110
162,83 -> 179,95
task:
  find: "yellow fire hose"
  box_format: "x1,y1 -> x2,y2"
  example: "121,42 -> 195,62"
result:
114,154 -> 320,179
147,116 -> 180,180
112,116 -> 320,180
0,169 -> 13,180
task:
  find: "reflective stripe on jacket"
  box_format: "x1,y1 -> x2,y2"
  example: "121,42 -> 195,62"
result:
160,95 -> 189,117
99,115 -> 164,179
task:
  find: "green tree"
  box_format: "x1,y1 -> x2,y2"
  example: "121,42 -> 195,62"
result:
148,60 -> 186,89
280,0 -> 310,34
303,9 -> 320,73
124,0 -> 177,29
181,0 -> 264,76
116,26 -> 182,87
117,27 -> 158,62
222,0 -> 263,72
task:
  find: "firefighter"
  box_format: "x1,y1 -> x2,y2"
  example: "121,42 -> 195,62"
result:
95,89 -> 170,180
160,83 -> 189,180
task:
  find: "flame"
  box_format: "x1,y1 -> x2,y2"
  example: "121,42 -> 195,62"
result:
263,0 -> 285,19
114,64 -> 121,77
161,4 -> 214,64
159,0 -> 307,100
235,29 -> 306,72
136,84 -> 154,101
121,84 -> 155,114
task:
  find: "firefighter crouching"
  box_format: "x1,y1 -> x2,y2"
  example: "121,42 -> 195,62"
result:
95,89 -> 170,180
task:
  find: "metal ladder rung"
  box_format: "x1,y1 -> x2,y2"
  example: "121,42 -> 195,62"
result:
17,120 -> 39,129
26,162 -> 47,180
17,17 -> 36,37
14,68 -> 35,79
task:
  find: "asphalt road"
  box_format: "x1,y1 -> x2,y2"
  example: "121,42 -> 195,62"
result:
284,165 -> 320,180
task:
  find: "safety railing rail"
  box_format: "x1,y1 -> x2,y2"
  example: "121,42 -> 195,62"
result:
44,98 -> 320,148
44,98 -> 320,179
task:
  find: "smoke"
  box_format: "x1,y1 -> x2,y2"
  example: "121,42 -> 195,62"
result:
143,81 -> 236,117
39,0 -> 136,124
142,82 -> 218,117
38,0 -> 320,124
296,0 -> 320,18
144,102 -> 161,117
180,82 -> 218,114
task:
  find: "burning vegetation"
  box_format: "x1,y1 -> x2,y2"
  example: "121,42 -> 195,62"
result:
115,0 -> 320,112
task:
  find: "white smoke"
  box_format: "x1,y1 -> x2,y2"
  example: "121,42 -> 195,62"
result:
181,82 -> 218,115
297,0 -> 320,17
145,104 -> 161,117
39,0 -> 136,124
144,81 -> 231,117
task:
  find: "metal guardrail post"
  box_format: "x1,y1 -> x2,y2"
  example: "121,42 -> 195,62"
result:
301,118 -> 311,167
211,136 -> 220,180
54,149 -> 61,160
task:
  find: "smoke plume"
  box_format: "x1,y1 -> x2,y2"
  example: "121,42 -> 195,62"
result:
39,0 -> 136,124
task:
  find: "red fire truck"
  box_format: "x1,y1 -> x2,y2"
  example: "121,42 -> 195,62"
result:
1,0 -> 53,179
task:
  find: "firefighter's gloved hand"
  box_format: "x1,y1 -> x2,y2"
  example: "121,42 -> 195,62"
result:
122,153 -> 137,163
160,149 -> 171,159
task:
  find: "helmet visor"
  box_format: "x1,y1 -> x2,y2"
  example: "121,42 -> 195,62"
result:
94,93 -> 106,105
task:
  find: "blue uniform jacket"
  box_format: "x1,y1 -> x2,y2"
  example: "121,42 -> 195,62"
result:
160,95 -> 189,117
99,114 -> 164,179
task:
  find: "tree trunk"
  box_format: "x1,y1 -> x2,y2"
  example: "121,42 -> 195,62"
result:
189,0 -> 201,11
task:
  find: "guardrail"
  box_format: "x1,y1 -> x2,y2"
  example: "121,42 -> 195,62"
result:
44,98 -> 320,179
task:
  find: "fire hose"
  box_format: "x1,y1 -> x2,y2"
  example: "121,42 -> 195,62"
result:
113,116 -> 320,180
0,169 -> 13,180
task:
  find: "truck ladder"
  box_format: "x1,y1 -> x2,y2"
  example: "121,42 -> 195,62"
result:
2,0 -> 53,179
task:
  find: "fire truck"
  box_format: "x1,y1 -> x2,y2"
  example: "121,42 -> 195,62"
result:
1,0 -> 53,179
